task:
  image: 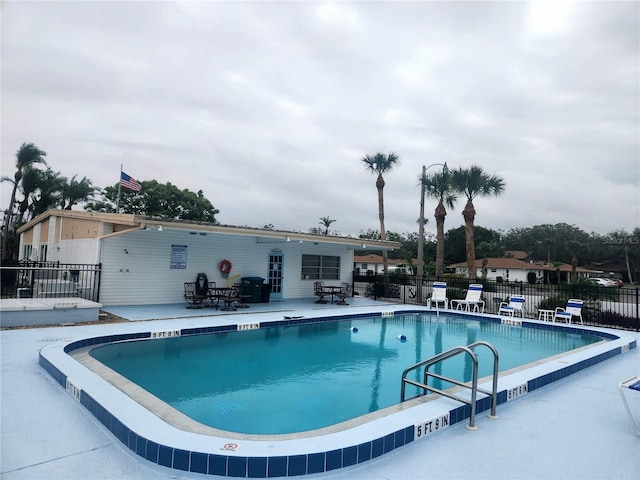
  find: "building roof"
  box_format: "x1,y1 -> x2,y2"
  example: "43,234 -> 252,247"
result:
17,209 -> 400,251
354,254 -> 404,265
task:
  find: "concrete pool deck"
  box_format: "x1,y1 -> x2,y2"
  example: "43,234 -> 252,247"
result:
1,299 -> 639,479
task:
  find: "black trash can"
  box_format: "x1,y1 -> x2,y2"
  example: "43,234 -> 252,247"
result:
241,277 -> 264,303
260,283 -> 271,303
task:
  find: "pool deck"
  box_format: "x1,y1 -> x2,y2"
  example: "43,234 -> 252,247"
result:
1,298 -> 639,479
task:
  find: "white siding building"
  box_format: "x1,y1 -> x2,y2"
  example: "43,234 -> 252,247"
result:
17,210 -> 398,305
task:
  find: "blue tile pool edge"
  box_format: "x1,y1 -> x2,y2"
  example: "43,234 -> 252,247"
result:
39,310 -> 637,478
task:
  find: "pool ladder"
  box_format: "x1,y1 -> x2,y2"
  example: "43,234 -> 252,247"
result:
400,341 -> 499,430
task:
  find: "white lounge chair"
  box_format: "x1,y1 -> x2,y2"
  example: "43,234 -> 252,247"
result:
451,284 -> 484,313
498,295 -> 525,317
619,376 -> 640,436
426,282 -> 448,309
553,299 -> 584,324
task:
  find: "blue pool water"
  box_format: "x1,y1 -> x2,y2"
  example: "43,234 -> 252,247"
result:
89,313 -> 601,435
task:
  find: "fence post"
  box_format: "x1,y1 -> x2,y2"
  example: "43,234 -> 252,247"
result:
636,288 -> 639,331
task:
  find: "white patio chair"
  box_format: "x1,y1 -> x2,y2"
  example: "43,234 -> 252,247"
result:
619,376 -> 640,436
498,295 -> 525,317
426,282 -> 448,309
451,284 -> 485,313
553,299 -> 583,324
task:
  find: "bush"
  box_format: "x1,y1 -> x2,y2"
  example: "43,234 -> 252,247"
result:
447,287 -> 466,301
537,295 -> 570,311
366,282 -> 400,298
597,311 -> 639,331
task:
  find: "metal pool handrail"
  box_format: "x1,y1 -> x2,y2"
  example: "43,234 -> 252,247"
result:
400,341 -> 499,430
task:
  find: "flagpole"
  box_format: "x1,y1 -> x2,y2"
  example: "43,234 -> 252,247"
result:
116,164 -> 123,212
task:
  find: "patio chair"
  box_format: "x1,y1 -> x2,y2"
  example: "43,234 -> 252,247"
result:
221,285 -> 241,311
498,295 -> 525,317
335,282 -> 352,305
451,284 -> 485,313
619,376 -> 640,436
206,281 -> 220,309
184,282 -> 206,308
233,282 -> 250,308
314,281 -> 328,304
553,299 -> 584,325
426,282 -> 448,309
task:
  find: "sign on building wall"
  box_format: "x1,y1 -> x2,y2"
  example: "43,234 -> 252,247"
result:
170,244 -> 188,269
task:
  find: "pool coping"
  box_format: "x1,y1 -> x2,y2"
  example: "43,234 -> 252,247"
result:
39,307 -> 637,478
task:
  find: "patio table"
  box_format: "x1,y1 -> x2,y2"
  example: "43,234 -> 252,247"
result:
323,285 -> 343,304
538,309 -> 555,322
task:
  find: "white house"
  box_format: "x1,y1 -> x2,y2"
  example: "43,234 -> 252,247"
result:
16,210 -> 398,305
353,254 -> 412,275
450,258 -> 601,283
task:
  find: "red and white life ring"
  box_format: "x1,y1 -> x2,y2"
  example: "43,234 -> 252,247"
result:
219,259 -> 232,275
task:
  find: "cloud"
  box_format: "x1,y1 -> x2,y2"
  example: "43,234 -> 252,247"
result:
2,1 -> 638,238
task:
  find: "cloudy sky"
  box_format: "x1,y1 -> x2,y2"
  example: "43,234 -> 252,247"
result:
2,1 -> 638,238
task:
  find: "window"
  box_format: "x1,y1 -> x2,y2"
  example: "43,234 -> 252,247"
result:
23,244 -> 33,260
302,255 -> 340,280
40,244 -> 48,261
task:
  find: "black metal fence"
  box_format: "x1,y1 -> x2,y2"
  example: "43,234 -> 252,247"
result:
1,261 -> 102,302
353,273 -> 640,331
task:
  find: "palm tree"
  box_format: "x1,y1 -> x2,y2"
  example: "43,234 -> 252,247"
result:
2,143 -> 46,259
6,143 -> 47,221
318,216 -> 336,235
421,169 -> 457,278
61,175 -> 97,210
27,167 -> 66,220
361,152 -> 400,291
452,165 -> 505,281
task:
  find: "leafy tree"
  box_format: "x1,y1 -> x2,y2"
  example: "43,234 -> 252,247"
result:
85,180 -> 219,222
318,216 -> 336,235
445,225 -> 503,264
361,151 -> 400,288
421,168 -> 457,277
603,229 -> 639,285
358,228 -> 381,241
503,223 -> 591,264
451,166 -> 505,281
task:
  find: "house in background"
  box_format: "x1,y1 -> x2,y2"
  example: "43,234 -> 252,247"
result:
450,257 -> 601,284
353,254 -> 413,275
16,210 -> 399,305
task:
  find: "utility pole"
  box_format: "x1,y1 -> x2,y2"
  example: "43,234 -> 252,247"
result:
416,163 -> 447,303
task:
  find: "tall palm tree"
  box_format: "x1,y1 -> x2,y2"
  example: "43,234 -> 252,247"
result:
361,151 -> 400,290
2,143 -> 46,259
6,143 -> 47,223
61,175 -> 97,210
318,216 -> 336,235
452,165 -> 505,281
421,169 -> 457,278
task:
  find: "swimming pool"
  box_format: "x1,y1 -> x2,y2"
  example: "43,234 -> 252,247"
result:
40,308 -> 636,477
87,313 -> 601,435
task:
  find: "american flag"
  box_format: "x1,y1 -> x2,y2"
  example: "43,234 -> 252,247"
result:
120,171 -> 142,192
